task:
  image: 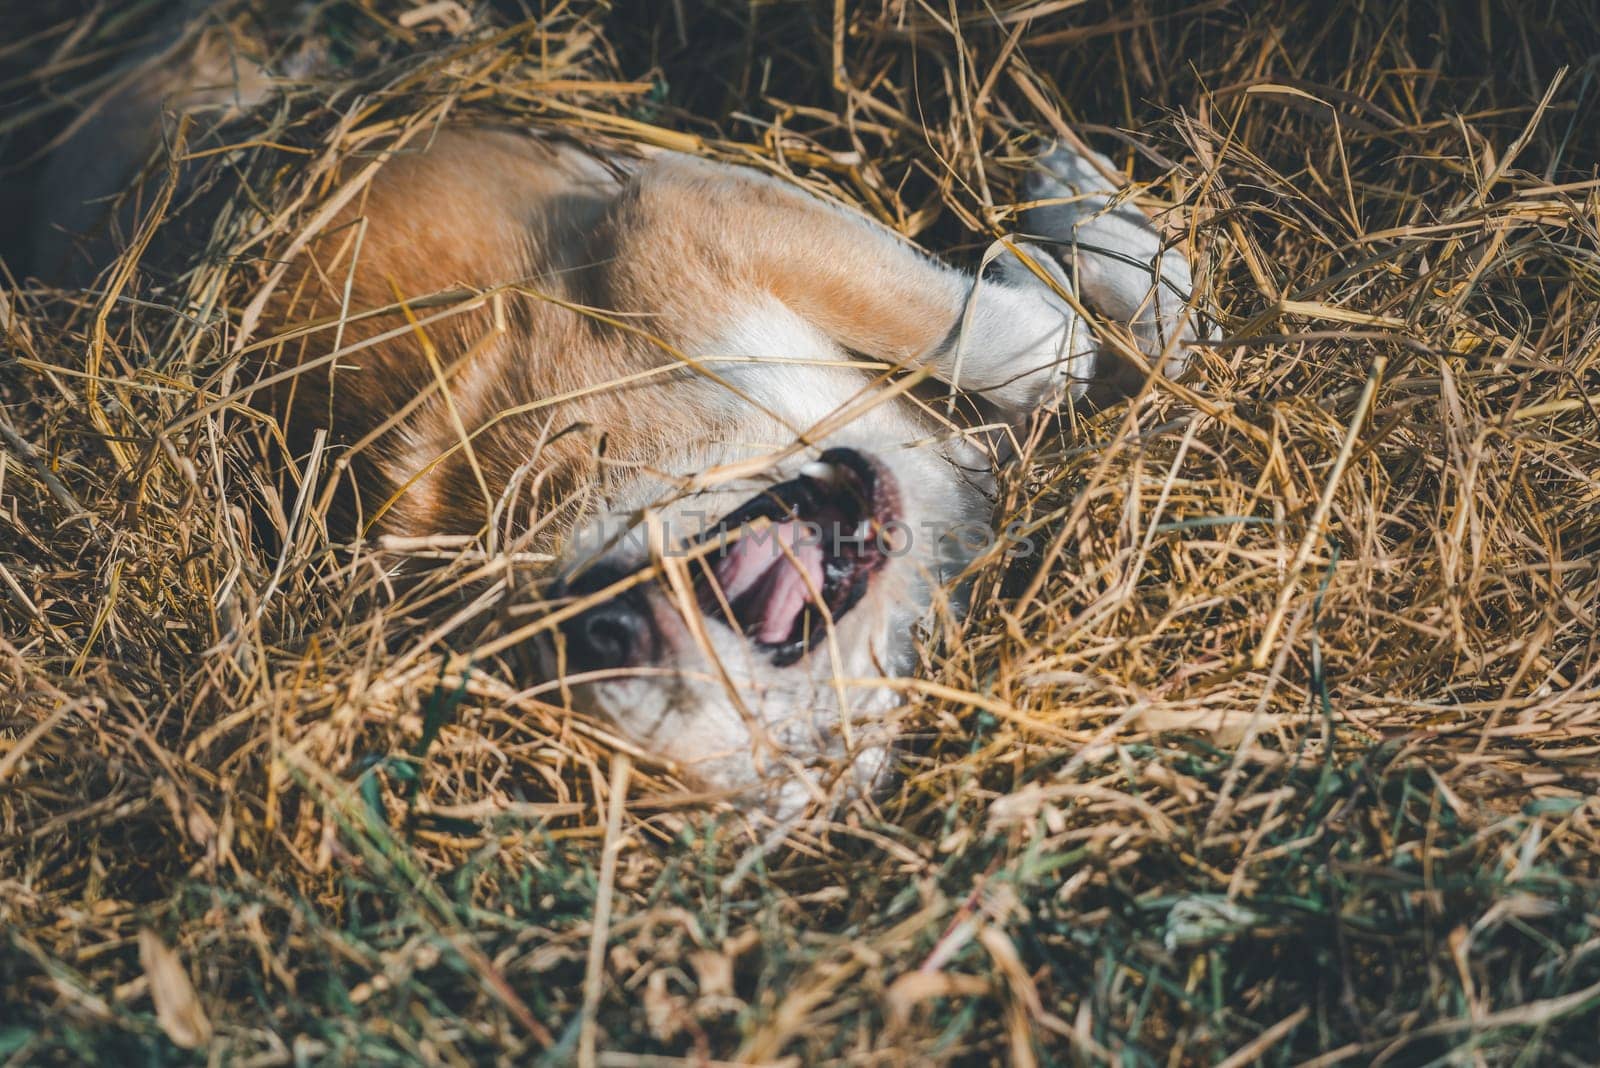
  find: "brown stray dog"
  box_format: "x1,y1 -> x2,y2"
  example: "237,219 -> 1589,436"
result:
33,29 -> 1211,815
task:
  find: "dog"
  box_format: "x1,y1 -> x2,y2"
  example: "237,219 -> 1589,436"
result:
32,27 -> 1211,816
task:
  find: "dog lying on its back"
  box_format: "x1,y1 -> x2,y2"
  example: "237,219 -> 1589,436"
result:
34,28 -> 1211,815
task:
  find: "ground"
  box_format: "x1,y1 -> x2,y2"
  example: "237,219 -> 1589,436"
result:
3,0 -> 1600,1064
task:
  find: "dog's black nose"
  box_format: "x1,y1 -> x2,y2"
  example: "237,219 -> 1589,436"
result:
559,593 -> 653,673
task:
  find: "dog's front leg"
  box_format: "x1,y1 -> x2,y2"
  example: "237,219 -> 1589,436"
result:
594,153 -> 1094,418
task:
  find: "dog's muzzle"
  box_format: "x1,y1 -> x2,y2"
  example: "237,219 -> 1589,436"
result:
540,446 -> 902,675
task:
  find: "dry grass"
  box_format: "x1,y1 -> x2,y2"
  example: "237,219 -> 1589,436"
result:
4,0 -> 1600,1063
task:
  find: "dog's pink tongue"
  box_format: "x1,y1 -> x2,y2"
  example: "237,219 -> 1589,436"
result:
752,540 -> 824,644
714,520 -> 825,644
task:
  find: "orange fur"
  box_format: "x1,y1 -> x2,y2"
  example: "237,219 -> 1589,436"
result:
264,131 -> 973,541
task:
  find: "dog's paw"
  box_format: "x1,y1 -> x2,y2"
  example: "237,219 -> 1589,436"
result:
1024,143 -> 1124,228
953,239 -> 1097,414
1021,142 -> 1214,384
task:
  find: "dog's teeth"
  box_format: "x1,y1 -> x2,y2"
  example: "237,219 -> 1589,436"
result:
800,460 -> 838,483
853,520 -> 871,542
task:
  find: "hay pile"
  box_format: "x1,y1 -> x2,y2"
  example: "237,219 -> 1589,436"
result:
4,0 -> 1600,1062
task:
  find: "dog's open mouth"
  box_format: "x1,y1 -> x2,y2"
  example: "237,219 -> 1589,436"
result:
694,448 -> 900,666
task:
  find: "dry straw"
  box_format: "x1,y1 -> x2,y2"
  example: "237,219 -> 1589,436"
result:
3,0 -> 1599,1063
